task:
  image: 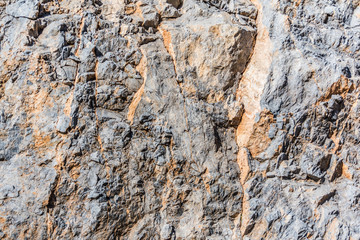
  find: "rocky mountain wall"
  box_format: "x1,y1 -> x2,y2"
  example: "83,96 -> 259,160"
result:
0,0 -> 359,239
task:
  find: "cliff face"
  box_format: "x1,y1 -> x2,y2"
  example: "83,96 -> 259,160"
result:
0,0 -> 359,239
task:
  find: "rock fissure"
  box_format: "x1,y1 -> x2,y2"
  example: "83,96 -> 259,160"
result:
234,0 -> 273,236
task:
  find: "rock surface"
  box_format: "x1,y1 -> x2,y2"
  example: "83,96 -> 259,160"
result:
0,0 -> 359,239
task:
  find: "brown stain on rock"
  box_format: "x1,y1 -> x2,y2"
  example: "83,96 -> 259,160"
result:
237,148 -> 251,185
317,76 -> 354,103
159,28 -> 174,56
342,163 -> 353,180
34,131 -> 53,149
245,110 -> 274,157
127,53 -> 147,124
236,0 -> 273,158
235,0 -> 273,237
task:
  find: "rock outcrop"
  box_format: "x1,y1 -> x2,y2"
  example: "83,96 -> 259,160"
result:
0,0 -> 359,239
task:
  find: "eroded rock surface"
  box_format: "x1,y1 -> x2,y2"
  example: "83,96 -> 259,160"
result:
0,0 -> 359,239
238,0 -> 360,239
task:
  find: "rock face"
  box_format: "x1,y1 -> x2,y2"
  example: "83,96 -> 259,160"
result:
0,0 -> 359,239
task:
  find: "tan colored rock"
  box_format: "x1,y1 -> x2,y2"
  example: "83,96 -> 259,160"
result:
159,1 -> 256,100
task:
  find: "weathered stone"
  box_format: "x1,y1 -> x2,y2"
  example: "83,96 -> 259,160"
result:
1,0 -> 360,239
161,0 -> 182,8
139,5 -> 160,28
0,185 -> 19,200
6,0 -> 40,20
56,115 -> 70,133
159,3 -> 181,18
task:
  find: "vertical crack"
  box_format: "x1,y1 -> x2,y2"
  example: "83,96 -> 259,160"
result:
127,52 -> 147,125
235,0 -> 273,237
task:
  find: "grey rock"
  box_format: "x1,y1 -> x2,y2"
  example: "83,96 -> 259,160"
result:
161,0 -> 182,8
6,0 -> 40,20
159,3 -> 181,18
0,185 -> 19,200
56,115 -> 70,133
160,224 -> 174,239
90,151 -> 104,164
0,0 -> 360,239
140,5 -> 160,28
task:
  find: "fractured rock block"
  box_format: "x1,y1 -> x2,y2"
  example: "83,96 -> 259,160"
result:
56,116 -> 71,133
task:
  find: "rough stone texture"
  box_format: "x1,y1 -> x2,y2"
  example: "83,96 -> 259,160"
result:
0,0 -> 359,239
